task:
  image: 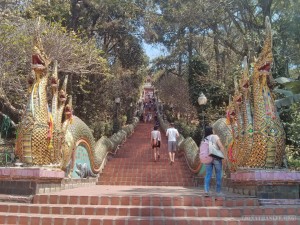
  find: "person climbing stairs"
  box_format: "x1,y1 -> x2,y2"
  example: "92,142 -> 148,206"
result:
97,122 -> 194,186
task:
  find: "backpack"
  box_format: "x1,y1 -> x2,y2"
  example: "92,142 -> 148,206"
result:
199,138 -> 213,164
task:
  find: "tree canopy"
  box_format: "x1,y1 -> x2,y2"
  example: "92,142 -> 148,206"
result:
0,0 -> 299,157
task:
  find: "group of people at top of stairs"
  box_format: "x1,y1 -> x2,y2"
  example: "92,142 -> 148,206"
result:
151,119 -> 225,197
140,99 -> 157,123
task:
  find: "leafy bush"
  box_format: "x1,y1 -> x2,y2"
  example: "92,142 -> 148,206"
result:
121,115 -> 127,126
287,103 -> 300,149
281,102 -> 300,170
286,154 -> 300,171
91,121 -> 114,139
172,119 -> 204,147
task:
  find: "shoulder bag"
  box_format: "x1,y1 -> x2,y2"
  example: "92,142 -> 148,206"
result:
208,136 -> 224,159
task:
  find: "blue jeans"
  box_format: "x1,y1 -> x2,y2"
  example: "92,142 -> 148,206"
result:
204,158 -> 222,193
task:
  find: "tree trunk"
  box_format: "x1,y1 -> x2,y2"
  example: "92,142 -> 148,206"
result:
69,0 -> 80,32
0,94 -> 22,125
187,27 -> 194,77
212,25 -> 221,80
221,51 -> 226,83
178,53 -> 182,76
259,0 -> 273,19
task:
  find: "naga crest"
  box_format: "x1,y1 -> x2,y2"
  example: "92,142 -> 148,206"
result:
214,17 -> 286,170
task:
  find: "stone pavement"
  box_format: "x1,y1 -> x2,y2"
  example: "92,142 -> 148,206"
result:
42,184 -> 248,198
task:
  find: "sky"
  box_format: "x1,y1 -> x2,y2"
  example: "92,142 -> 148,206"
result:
143,42 -> 166,60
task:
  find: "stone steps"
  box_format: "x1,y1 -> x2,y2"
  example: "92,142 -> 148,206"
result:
1,213 -> 298,225
32,194 -> 259,207
97,122 -> 195,186
0,202 -> 299,217
27,193 -> 298,225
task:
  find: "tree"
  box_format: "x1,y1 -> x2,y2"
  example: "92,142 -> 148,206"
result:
67,0 -> 147,70
22,0 -> 70,26
0,16 -> 109,129
156,72 -> 196,120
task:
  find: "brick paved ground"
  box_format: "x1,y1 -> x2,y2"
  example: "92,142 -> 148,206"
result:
97,122 -> 195,186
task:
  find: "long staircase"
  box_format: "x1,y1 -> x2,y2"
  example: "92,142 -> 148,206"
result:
0,122 -> 298,224
97,122 -> 194,186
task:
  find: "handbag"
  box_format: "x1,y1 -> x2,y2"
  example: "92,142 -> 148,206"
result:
208,138 -> 224,159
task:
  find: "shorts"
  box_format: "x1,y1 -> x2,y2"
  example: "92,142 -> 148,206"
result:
168,141 -> 177,152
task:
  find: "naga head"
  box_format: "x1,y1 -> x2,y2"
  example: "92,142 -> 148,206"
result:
64,96 -> 73,120
50,60 -> 59,90
254,17 -> 273,86
60,96 -> 74,171
234,94 -> 242,105
64,104 -> 72,119
233,76 -> 242,105
227,97 -> 236,120
60,129 -> 75,171
241,56 -> 250,92
59,75 -> 68,103
59,90 -> 67,103
31,17 -> 50,74
32,48 -> 47,71
228,107 -> 236,118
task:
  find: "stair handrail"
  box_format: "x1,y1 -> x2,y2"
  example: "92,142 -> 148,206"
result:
96,117 -> 139,174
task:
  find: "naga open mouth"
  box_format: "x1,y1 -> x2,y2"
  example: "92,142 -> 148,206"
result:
51,77 -> 58,88
242,81 -> 249,89
229,110 -> 236,117
236,96 -> 242,104
65,105 -> 72,115
259,62 -> 271,72
59,90 -> 67,102
32,54 -> 46,70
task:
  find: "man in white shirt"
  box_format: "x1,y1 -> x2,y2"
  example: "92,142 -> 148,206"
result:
166,123 -> 179,165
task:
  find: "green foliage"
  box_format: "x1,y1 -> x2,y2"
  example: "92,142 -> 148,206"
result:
271,0 -> 300,78
0,116 -> 15,139
284,103 -> 300,149
121,115 -> 127,126
188,57 -> 209,105
275,77 -> 300,112
188,56 -> 229,119
164,108 -> 175,123
279,80 -> 300,94
287,158 -> 300,171
91,121 -> 113,140
22,0 -> 70,26
69,0 -> 147,69
280,102 -> 300,170
174,119 -> 197,139
0,17 -> 113,130
191,125 -> 203,146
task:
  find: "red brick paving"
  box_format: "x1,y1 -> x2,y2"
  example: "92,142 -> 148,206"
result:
97,122 -> 195,186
